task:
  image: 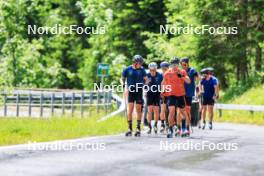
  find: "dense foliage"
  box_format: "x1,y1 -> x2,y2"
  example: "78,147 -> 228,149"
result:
0,0 -> 263,89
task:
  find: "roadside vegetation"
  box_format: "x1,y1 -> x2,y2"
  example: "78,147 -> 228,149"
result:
215,84 -> 264,125
0,114 -> 127,146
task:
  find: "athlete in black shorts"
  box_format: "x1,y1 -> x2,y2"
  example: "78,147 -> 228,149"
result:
122,55 -> 147,137
199,68 -> 219,130
146,62 -> 163,134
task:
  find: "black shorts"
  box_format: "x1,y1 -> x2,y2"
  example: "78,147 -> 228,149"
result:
185,96 -> 192,106
128,89 -> 143,104
202,97 -> 215,106
167,96 -> 186,108
147,93 -> 160,106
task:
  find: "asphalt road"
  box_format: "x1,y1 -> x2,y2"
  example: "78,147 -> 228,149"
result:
0,123 -> 264,176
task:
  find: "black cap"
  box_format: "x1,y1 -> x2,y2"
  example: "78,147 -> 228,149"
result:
180,57 -> 189,63
132,55 -> 143,64
170,57 -> 180,65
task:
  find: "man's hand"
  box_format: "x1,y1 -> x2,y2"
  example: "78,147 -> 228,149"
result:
213,94 -> 219,100
177,72 -> 182,78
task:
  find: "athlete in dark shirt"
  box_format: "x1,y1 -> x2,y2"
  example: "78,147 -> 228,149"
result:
122,55 -> 147,137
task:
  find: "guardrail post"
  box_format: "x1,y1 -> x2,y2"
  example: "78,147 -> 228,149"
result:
28,93 -> 32,117
16,93 -> 20,117
104,91 -> 107,113
106,91 -> 111,113
4,93 -> 7,116
62,93 -> 65,115
89,92 -> 93,104
96,91 -> 100,113
81,92 -> 84,117
51,93 -> 55,116
218,109 -> 222,118
71,92 -> 75,117
40,93 -> 43,117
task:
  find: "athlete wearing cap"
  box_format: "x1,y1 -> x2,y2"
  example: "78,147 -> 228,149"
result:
162,58 -> 191,138
180,57 -> 199,133
122,55 -> 147,137
199,68 -> 219,130
160,61 -> 170,133
146,62 -> 163,134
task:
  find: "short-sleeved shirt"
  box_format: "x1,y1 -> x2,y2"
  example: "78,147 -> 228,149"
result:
163,68 -> 187,96
122,66 -> 146,88
146,72 -> 163,94
184,67 -> 198,97
200,76 -> 218,98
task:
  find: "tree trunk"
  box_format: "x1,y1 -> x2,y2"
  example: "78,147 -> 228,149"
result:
255,44 -> 262,71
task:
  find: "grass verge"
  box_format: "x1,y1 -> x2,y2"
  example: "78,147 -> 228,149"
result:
215,84 -> 264,125
0,115 -> 127,146
214,111 -> 264,125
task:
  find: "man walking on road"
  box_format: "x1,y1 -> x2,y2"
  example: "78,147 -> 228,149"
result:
146,62 -> 163,134
199,68 -> 219,130
162,58 -> 190,138
122,55 -> 147,137
180,57 -> 199,131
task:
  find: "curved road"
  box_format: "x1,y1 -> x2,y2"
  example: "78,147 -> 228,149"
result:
0,123 -> 263,176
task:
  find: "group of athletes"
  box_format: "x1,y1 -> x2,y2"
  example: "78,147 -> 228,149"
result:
121,55 -> 219,138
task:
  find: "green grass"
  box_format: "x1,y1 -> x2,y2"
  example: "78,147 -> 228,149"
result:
0,115 -> 127,146
215,84 -> 264,125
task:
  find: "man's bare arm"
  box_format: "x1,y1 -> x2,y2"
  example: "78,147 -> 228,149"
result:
184,75 -> 191,84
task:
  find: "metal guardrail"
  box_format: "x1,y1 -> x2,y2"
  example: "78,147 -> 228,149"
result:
0,89 -> 122,118
215,103 -> 264,117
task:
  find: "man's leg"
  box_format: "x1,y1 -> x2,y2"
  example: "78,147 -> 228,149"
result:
160,102 -> 166,127
166,103 -> 176,138
176,108 -> 182,134
168,106 -> 175,128
153,105 -> 159,133
201,105 -> 207,129
147,106 -> 153,133
136,103 -> 142,128
125,102 -> 134,136
208,105 -> 214,130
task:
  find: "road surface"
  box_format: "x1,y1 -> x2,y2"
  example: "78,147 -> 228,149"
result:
0,123 -> 263,176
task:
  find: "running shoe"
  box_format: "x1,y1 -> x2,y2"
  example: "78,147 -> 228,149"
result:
185,130 -> 190,137
125,130 -> 132,137
134,129 -> 141,137
147,128 -> 152,134
175,129 -> 181,137
202,122 -> 206,130
167,129 -> 173,138
154,126 -> 158,134
209,122 -> 213,130
160,126 -> 165,133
